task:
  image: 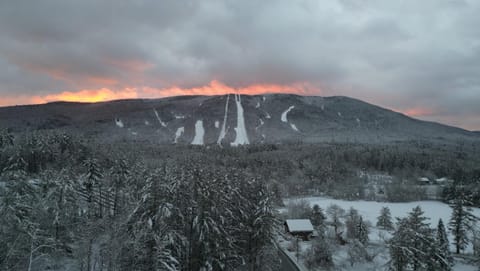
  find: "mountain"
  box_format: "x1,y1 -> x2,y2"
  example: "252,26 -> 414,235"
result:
0,94 -> 478,145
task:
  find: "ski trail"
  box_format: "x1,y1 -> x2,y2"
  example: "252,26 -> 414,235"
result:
281,106 -> 295,122
231,94 -> 250,146
281,105 -> 300,132
174,127 -> 184,144
115,118 -> 124,128
191,120 -> 204,145
153,109 -> 167,127
217,94 -> 230,145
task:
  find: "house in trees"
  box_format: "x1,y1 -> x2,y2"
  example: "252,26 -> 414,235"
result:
284,219 -> 314,240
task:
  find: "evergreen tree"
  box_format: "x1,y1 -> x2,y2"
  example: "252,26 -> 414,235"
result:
449,196 -> 477,254
357,216 -> 369,245
436,219 -> 453,271
310,204 -> 326,231
377,206 -> 394,230
389,206 -> 435,271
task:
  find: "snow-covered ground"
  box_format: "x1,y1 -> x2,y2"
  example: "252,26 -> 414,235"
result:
191,120 -> 204,145
217,94 -> 230,145
153,109 -> 167,127
281,106 -> 295,122
282,196 -> 480,270
115,118 -> 124,128
231,94 -> 249,146
174,127 -> 184,144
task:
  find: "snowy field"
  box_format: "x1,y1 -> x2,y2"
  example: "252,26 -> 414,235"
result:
282,197 -> 480,271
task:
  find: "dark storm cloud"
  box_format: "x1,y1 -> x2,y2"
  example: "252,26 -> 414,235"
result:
0,0 -> 479,129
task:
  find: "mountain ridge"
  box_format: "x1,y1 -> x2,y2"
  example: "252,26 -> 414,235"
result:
0,94 -> 478,145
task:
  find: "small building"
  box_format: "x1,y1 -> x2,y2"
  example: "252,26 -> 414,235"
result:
284,219 -> 314,240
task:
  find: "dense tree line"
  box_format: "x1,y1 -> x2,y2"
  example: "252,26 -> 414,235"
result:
0,131 -> 278,270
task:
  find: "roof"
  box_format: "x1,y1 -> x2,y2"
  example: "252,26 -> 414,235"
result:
285,219 -> 314,232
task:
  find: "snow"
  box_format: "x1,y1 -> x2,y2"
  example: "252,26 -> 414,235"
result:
286,196 -> 480,252
281,106 -> 299,132
144,120 -> 150,126
231,94 -> 250,146
191,120 -> 204,145
115,118 -> 124,128
338,112 -> 342,117
174,127 -> 184,144
217,94 -> 230,145
131,131 -> 138,136
285,219 -> 314,232
265,112 -> 271,119
256,119 -> 264,130
214,120 -> 220,128
153,109 -> 167,127
281,106 -> 295,122
255,101 -> 260,108
175,114 -> 185,119
262,96 -> 266,102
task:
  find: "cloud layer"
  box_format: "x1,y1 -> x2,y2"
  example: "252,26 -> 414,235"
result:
0,0 -> 479,130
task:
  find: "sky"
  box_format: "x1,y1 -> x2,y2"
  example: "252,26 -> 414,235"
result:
0,0 -> 479,130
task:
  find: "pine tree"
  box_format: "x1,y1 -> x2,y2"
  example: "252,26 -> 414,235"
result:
389,206 -> 435,271
436,219 -> 453,271
310,204 -> 326,232
377,206 -> 394,230
357,216 -> 369,245
449,196 -> 477,254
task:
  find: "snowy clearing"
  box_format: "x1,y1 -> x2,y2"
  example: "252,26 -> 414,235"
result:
174,127 -> 184,144
191,121 -> 204,145
285,196 -> 480,253
115,118 -> 124,128
231,94 -> 250,146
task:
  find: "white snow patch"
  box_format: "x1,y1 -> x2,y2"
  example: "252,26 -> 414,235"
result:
281,106 -> 295,122
153,109 -> 167,127
115,118 -> 124,128
262,96 -> 266,102
144,120 -> 150,126
214,120 -> 220,129
191,121 -> 204,145
231,94 -> 250,146
356,117 -> 360,123
337,112 -> 342,117
174,127 -> 184,144
255,101 -> 260,108
217,94 -> 230,145
285,219 -> 314,232
281,106 -> 300,132
131,131 -> 138,136
175,114 -> 185,119
265,112 -> 271,119
256,119 -> 264,130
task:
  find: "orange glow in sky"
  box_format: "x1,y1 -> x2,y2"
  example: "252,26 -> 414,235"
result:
0,80 -> 319,106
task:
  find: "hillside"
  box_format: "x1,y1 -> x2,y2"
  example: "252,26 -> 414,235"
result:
0,94 -> 478,145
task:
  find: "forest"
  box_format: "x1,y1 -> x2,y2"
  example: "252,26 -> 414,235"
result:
1,129 -> 480,270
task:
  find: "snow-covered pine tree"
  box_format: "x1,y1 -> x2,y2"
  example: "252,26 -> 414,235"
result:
357,215 -> 369,245
310,204 -> 326,235
377,206 -> 394,230
389,206 -> 435,271
435,219 -> 453,271
449,196 -> 477,254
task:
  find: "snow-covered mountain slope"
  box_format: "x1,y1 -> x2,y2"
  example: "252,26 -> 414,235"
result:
0,94 -> 478,145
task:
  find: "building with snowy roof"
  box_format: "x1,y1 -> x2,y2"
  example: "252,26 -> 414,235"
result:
284,219 -> 314,240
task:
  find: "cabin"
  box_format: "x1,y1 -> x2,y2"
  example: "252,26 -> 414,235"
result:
284,219 -> 314,240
